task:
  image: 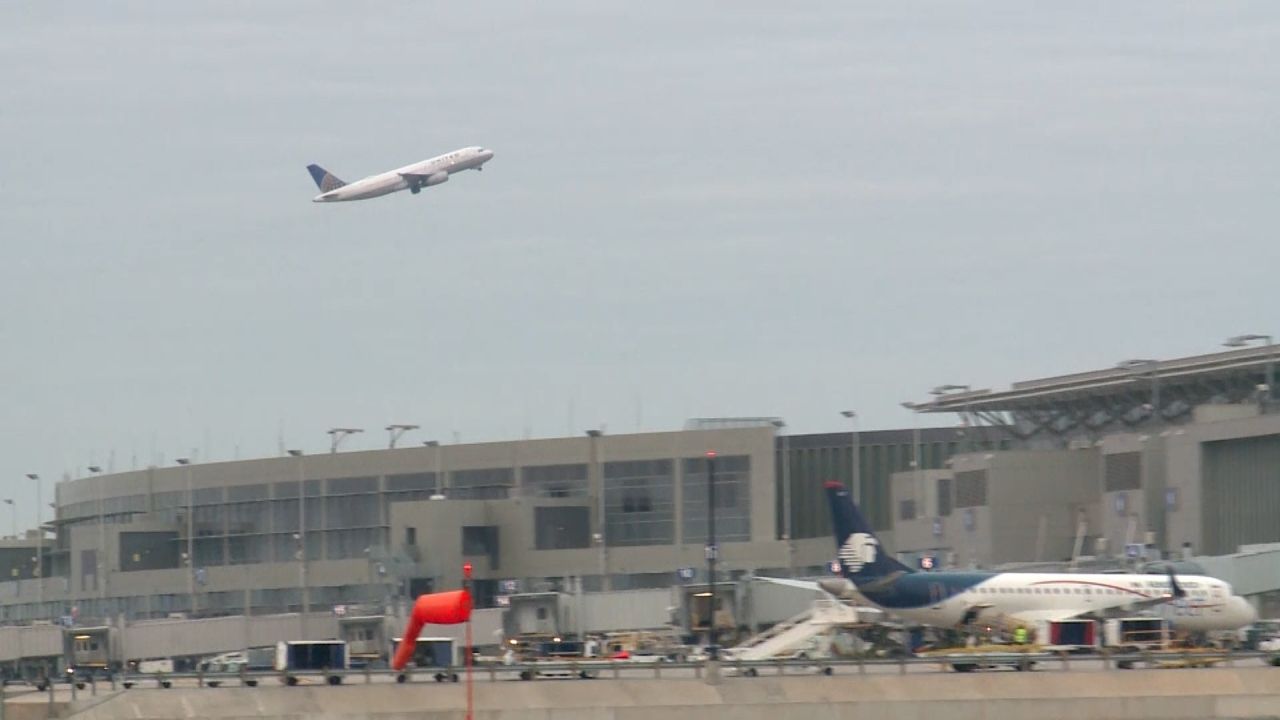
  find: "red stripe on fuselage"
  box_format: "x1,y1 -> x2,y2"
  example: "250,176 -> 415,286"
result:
1026,579 -> 1222,609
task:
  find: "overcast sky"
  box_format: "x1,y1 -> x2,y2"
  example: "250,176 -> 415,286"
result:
2,2 -> 1277,529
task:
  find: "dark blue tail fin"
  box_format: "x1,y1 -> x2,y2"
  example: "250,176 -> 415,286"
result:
824,481 -> 914,586
306,164 -> 346,192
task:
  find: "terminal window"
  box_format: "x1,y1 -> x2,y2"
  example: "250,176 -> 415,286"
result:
451,468 -> 515,500
955,470 -> 988,508
603,460 -> 674,546
524,464 -> 588,498
534,506 -> 590,550
1104,452 -> 1142,492
681,455 -> 751,544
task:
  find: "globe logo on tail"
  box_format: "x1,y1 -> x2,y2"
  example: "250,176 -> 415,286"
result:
839,532 -> 878,573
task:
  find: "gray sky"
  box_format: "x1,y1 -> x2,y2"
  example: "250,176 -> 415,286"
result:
2,2 -> 1278,529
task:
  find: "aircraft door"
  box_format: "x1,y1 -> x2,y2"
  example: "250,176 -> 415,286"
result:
929,582 -> 946,608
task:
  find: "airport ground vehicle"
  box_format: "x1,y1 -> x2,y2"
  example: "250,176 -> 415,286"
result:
515,639 -> 599,680
391,637 -> 459,682
1104,618 -> 1170,651
1032,619 -> 1099,652
275,640 -> 349,685
916,644 -> 1049,672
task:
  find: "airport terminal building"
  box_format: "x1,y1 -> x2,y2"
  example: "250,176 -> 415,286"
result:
2,423 -> 1007,627
889,343 -> 1280,616
2,342 -> 1278,636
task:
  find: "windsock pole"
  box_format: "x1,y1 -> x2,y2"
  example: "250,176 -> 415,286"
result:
463,562 -> 474,720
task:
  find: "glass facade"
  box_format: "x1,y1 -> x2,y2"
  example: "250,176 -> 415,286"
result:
450,468 -> 514,500
534,506 -> 590,549
603,460 -> 675,546
781,428 -> 1009,536
524,464 -> 588,498
680,455 -> 751,543
955,470 -> 988,508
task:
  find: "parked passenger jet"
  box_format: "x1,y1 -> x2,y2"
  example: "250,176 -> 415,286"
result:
306,146 -> 494,202
758,482 -> 1256,635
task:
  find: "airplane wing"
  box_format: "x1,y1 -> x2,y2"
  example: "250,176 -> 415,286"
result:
750,576 -> 883,615
750,576 -> 824,593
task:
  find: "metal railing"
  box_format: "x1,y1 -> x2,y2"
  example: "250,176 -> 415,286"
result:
33,648 -> 1268,695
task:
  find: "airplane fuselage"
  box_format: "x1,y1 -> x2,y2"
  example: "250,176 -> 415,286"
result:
854,570 -> 1254,632
313,146 -> 494,202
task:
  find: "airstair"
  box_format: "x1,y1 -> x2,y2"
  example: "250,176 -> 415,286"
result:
723,598 -> 866,662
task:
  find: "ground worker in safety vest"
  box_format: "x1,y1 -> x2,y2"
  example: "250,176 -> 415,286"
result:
1013,626 -> 1028,645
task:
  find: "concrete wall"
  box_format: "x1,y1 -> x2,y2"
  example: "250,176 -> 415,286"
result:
53,668 -> 1280,720
890,449 -> 1099,569
987,449 -> 1099,566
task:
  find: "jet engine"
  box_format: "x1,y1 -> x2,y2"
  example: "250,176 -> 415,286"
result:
425,171 -> 449,186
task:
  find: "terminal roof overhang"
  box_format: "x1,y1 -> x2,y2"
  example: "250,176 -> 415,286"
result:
910,345 -> 1277,437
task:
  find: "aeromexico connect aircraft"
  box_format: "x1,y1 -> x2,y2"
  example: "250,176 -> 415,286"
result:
306,146 -> 494,202
760,481 -> 1257,634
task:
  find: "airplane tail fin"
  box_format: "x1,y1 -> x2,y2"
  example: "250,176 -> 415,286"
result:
824,481 -> 914,586
306,164 -> 346,192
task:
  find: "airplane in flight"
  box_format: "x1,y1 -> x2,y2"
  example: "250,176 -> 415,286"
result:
306,146 -> 494,202
757,481 -> 1257,635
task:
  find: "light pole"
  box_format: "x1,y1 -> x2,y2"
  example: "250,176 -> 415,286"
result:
704,450 -> 718,658
1224,334 -> 1275,402
89,466 -> 106,601
288,449 -> 309,634
586,430 -> 606,590
176,458 -> 195,615
771,419 -> 793,574
27,473 -> 41,609
386,424 -> 420,449
3,498 -> 14,539
423,441 -> 446,498
327,427 -> 364,453
840,411 -> 859,508
1117,360 -> 1160,424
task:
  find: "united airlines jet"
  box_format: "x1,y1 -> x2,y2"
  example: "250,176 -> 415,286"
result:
759,482 -> 1256,634
306,146 -> 494,202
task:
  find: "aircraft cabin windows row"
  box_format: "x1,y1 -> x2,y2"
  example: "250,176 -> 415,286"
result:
977,586 -> 1132,596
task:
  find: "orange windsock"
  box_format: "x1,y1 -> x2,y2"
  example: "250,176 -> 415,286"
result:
391,589 -> 472,670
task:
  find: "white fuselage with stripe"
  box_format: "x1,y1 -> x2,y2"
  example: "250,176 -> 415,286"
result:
898,572 -> 1255,632
313,146 -> 494,202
